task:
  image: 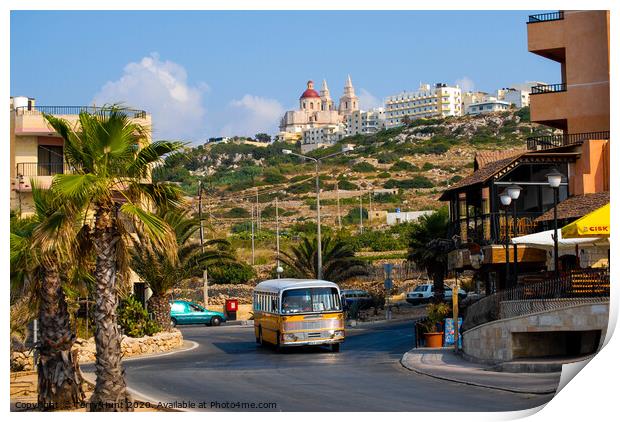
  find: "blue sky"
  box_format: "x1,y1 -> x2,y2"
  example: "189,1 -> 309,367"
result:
11,10 -> 559,142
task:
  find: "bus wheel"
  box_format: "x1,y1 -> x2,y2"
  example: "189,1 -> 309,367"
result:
258,328 -> 264,346
331,343 -> 340,353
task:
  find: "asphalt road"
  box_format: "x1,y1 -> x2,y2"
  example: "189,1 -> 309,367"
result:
99,321 -> 554,412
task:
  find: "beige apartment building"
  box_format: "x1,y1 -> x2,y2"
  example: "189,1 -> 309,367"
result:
527,10 -> 610,195
9,97 -> 151,216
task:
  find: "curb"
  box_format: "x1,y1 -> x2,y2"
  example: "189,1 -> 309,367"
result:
400,351 -> 558,395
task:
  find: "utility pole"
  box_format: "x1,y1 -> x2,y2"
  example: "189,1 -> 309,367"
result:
315,161 -> 323,279
256,188 -> 260,231
369,190 -> 373,225
359,194 -> 363,234
251,204 -> 255,265
198,181 -> 208,307
276,197 -> 281,278
336,181 -> 342,230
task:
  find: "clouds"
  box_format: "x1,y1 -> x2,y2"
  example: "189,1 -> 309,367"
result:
219,95 -> 284,137
455,76 -> 475,92
357,88 -> 382,110
92,53 -> 208,141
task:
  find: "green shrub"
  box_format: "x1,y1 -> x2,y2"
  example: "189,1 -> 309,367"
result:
390,161 -> 419,172
377,172 -> 391,179
422,162 -> 435,171
263,168 -> 287,184
118,296 -> 161,338
226,207 -> 250,218
383,176 -> 434,189
336,179 -> 358,190
208,262 -> 256,284
351,162 -> 377,173
376,152 -> 400,164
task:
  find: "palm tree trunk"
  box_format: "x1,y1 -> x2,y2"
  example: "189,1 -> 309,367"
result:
148,292 -> 171,331
37,263 -> 85,410
89,203 -> 133,412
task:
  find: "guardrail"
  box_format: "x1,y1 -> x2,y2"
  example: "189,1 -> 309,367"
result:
14,105 -> 148,119
531,83 -> 567,95
526,131 -> 610,151
528,11 -> 564,23
462,268 -> 609,331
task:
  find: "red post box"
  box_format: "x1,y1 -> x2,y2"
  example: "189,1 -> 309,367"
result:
225,299 -> 238,320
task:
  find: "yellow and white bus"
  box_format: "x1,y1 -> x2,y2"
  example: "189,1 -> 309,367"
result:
253,279 -> 344,352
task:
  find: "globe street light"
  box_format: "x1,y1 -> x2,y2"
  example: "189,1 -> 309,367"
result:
282,145 -> 354,280
546,169 -> 564,277
499,190 -> 512,289
506,184 -> 522,287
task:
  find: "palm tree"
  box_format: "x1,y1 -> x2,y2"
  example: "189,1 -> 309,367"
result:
280,235 -> 369,282
10,186 -> 88,409
44,107 -> 184,411
407,207 -> 453,303
130,210 -> 237,330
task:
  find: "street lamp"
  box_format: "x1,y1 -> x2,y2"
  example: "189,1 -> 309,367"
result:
282,145 -> 354,279
546,169 -> 564,277
506,184 -> 522,287
499,190 -> 512,288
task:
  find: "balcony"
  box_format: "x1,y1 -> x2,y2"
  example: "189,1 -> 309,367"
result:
527,131 -> 610,151
530,83 -> 566,95
16,162 -> 73,177
13,105 -> 149,136
14,105 -> 147,119
527,11 -> 564,24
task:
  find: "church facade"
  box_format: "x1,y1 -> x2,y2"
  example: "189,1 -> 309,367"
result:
278,76 -> 359,140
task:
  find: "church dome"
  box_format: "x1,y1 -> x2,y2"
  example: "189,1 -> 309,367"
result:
300,80 -> 320,99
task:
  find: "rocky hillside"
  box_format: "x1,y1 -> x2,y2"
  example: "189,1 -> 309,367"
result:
154,107 -> 551,235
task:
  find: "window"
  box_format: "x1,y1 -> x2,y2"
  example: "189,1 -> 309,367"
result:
282,288 -> 341,314
37,145 -> 64,176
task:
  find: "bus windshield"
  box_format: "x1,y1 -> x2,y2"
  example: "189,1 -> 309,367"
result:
281,287 -> 341,314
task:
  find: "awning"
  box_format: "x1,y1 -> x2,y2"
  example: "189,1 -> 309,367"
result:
561,203 -> 610,238
511,229 -> 607,248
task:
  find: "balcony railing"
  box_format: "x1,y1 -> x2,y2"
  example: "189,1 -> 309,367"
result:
527,131 -> 610,151
16,162 -> 70,177
450,211 -> 543,246
531,83 -> 567,95
14,105 -> 148,119
462,268 -> 609,331
527,11 -> 564,24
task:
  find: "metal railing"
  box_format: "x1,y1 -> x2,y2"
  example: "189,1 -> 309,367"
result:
462,268 -> 609,331
527,131 -> 610,151
531,83 -> 567,95
14,105 -> 148,119
450,211 -> 544,246
528,11 -> 564,23
16,162 -> 70,177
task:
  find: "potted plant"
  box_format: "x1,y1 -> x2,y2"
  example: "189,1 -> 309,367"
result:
423,302 -> 450,348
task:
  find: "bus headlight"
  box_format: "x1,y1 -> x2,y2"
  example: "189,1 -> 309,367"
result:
334,330 -> 344,338
283,333 -> 297,342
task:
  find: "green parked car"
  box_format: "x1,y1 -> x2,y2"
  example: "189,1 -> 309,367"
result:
170,300 -> 226,327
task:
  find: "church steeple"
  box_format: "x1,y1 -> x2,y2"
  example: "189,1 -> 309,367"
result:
338,74 -> 359,115
320,79 -> 334,111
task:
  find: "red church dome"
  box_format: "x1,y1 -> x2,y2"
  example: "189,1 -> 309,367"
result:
300,80 -> 320,99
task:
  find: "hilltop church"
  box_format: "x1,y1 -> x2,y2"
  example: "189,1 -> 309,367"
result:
278,76 -> 359,137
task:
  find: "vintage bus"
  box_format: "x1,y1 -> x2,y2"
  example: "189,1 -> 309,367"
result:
253,279 -> 344,352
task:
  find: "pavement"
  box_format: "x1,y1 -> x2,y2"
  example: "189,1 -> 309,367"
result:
79,320 -> 554,412
401,347 -> 562,394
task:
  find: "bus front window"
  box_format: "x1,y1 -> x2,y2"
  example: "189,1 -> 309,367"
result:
281,288 -> 341,314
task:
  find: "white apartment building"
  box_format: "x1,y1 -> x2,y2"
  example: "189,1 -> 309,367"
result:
497,88 -> 530,108
345,108 -> 386,136
384,83 -> 462,127
300,123 -> 347,153
466,97 -> 511,115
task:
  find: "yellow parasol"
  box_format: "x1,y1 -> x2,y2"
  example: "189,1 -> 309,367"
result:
561,203 -> 610,238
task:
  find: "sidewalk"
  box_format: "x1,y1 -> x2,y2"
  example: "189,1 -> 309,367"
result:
401,348 -> 561,394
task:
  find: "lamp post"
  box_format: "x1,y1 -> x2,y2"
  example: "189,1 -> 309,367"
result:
283,145 -> 354,279
499,190 -> 512,288
506,184 -> 522,287
546,169 -> 564,277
